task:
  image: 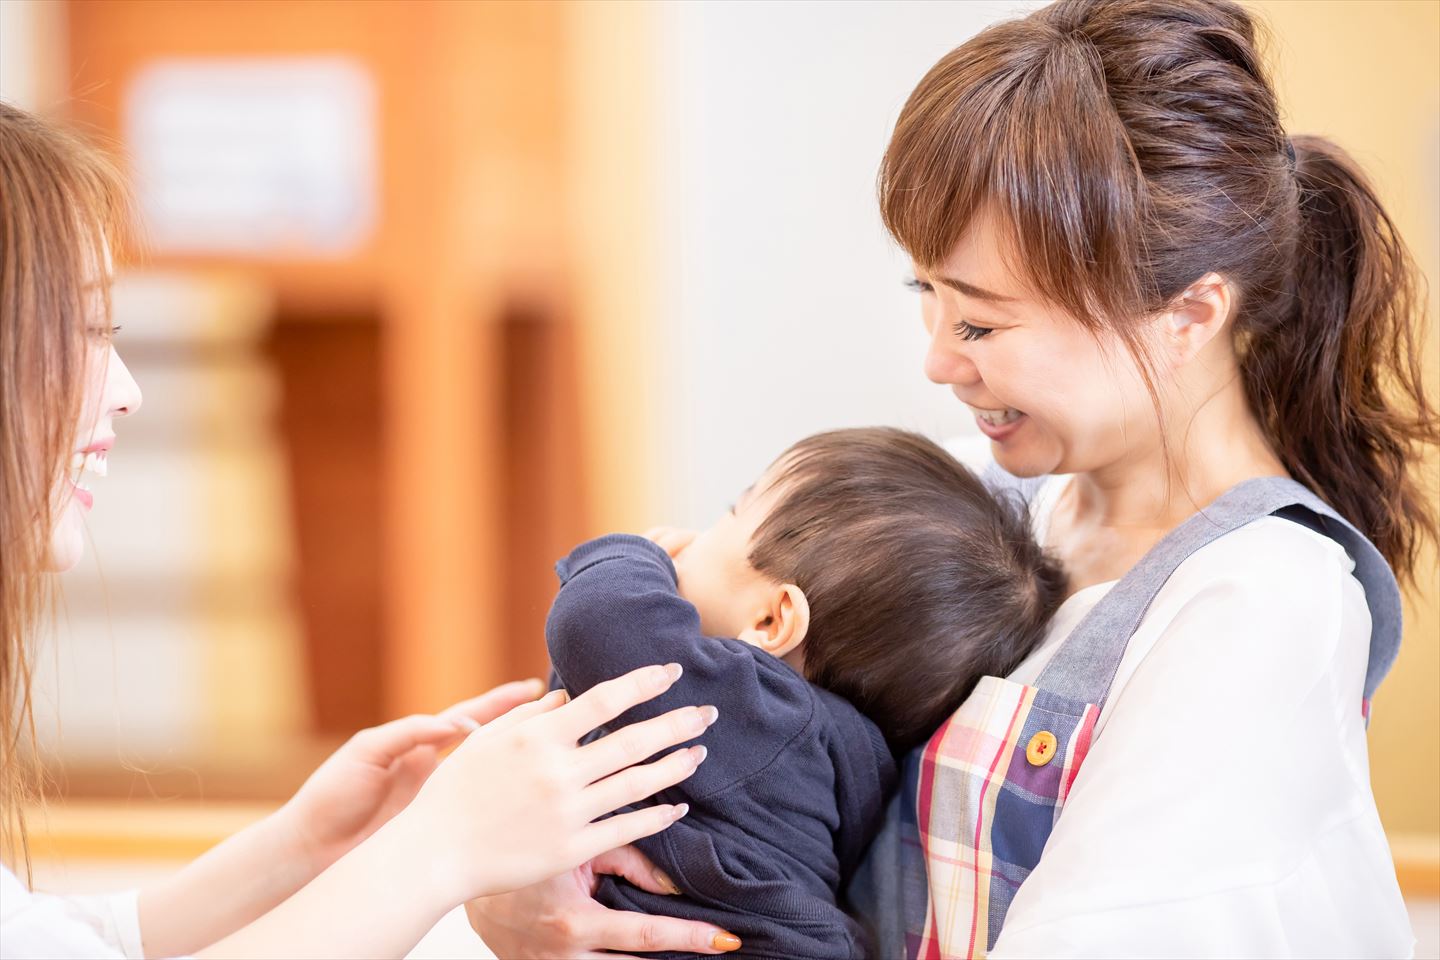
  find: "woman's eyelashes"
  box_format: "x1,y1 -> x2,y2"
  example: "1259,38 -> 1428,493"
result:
905,278 -> 994,340
951,319 -> 993,341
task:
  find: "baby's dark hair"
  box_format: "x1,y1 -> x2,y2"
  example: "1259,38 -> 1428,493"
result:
749,427 -> 1066,750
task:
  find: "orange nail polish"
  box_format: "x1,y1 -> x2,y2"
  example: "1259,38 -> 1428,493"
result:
712,932 -> 742,952
653,868 -> 681,895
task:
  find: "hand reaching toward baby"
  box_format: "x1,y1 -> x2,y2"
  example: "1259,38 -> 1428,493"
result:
279,679 -> 548,875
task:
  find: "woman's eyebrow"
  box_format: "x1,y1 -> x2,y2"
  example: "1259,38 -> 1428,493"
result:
934,275 -> 1018,304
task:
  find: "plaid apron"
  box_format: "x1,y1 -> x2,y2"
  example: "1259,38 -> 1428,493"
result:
849,475 -> 1403,959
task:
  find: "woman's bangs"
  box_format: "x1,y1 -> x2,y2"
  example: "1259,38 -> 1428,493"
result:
880,26 -> 1145,327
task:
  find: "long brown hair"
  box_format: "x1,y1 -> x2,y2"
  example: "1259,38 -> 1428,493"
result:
0,102 -> 127,875
880,0 -> 1437,581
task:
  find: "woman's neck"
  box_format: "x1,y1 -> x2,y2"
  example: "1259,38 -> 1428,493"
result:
1070,373 -> 1287,532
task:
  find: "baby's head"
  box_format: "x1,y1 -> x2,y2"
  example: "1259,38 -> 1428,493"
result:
672,427 -> 1066,749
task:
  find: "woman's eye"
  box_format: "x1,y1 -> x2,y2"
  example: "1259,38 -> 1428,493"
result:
903,277 -> 934,294
952,320 -> 993,341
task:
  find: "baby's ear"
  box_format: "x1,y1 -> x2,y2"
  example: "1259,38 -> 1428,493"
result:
738,584 -> 810,658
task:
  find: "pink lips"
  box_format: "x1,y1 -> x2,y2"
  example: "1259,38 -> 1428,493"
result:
69,479 -> 94,510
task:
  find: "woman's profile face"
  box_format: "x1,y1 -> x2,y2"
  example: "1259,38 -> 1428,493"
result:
47,322 -> 142,572
911,209 -> 1160,480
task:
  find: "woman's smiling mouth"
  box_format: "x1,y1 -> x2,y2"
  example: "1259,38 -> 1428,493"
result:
967,403 -> 1027,440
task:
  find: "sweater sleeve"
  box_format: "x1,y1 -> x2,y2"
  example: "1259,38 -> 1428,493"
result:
546,534 -> 815,793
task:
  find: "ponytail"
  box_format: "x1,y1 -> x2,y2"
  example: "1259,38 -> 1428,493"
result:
1242,135 -> 1437,582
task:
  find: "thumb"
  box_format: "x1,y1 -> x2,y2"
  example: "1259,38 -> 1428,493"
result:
590,844 -> 682,896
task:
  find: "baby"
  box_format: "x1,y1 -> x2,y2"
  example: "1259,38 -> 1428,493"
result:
545,427 -> 1066,959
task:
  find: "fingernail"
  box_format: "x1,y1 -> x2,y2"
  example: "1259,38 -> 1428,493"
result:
712,932 -> 742,952
653,868 -> 681,895
690,744 -> 708,764
670,802 -> 690,822
699,705 -> 719,727
525,677 -> 546,698
547,688 -> 569,704
665,662 -> 683,683
449,714 -> 481,732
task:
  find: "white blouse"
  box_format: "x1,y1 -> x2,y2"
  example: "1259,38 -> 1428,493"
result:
988,473 -> 1414,958
0,865 -> 145,959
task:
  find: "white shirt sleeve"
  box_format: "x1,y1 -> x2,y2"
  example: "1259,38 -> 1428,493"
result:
1,866 -> 148,960
990,518 -> 1415,959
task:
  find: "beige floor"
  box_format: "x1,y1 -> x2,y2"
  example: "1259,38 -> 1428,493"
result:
22,857 -> 1440,959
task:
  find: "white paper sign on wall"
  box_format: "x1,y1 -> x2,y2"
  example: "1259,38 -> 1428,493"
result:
126,57 -> 377,257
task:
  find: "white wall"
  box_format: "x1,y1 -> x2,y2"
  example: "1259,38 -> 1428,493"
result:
656,0 -> 1046,526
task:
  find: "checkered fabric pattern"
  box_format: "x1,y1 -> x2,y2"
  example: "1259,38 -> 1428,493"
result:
901,676 -> 1099,959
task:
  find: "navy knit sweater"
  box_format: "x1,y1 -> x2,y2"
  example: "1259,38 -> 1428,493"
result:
546,535 -> 897,960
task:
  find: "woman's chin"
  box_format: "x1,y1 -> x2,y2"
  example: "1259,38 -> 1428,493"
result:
991,439 -> 1064,480
45,509 -> 87,571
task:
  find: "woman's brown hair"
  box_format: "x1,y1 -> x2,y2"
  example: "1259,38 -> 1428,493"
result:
0,102 -> 127,875
880,0 -> 1436,581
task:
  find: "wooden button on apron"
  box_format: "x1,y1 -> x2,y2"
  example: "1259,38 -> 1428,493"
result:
1026,730 -> 1058,766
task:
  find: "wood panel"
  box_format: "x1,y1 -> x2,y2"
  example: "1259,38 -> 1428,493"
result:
64,0 -> 581,737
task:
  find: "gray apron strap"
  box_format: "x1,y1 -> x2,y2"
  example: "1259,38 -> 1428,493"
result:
1036,475 -> 1403,711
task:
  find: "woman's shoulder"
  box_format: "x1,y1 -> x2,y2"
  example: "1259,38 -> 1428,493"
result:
1114,512 -> 1371,721
1174,512 -> 1358,595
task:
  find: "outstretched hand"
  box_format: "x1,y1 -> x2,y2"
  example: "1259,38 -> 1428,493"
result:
280,679 -> 548,873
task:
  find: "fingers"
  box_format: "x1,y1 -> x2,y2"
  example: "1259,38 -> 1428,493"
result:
545,663 -> 684,741
572,904 -> 741,955
441,678 -> 547,729
355,679 -> 550,764
350,713 -> 471,766
576,704 -> 718,785
575,804 -> 690,871
589,844 -> 682,896
581,744 -> 706,823
475,687 -> 569,737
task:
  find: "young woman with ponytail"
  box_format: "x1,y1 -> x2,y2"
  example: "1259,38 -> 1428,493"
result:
469,0 -> 1435,955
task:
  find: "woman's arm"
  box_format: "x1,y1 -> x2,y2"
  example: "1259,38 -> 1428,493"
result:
152,664 -> 708,960
134,681 -> 545,958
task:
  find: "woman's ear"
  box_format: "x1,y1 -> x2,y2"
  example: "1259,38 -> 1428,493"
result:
736,584 -> 810,659
1159,272 -> 1235,366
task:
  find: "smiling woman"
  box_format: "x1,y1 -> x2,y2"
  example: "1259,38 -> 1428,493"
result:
0,102 -> 132,868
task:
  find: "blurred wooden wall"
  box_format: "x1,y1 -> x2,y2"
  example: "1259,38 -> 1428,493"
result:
62,0 -> 645,739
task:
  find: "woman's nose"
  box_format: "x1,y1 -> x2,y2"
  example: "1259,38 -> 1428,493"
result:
107,346 -> 143,417
923,324 -> 980,388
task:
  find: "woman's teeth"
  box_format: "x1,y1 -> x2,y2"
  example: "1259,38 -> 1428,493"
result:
971,406 -> 1023,427
69,451 -> 108,489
